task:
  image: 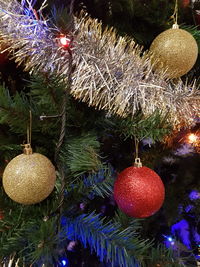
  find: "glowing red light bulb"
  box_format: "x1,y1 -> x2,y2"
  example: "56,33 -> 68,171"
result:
59,35 -> 71,48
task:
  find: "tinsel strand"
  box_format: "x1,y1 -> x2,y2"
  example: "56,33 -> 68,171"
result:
0,0 -> 199,129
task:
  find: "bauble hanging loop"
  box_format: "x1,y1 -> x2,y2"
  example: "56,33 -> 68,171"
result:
172,23 -> 179,29
22,143 -> 33,155
134,157 -> 142,168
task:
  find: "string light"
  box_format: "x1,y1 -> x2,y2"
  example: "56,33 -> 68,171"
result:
163,235 -> 175,246
59,35 -> 71,48
61,259 -> 67,265
167,236 -> 173,242
186,132 -> 200,153
60,258 -> 69,266
188,133 -> 198,143
189,190 -> 200,201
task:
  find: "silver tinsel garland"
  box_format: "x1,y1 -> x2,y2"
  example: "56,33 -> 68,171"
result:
0,0 -> 199,129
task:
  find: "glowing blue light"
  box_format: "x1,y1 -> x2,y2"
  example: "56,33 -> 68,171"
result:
60,258 -> 69,266
163,235 -> 176,249
185,204 -> 194,213
163,235 -> 174,242
171,219 -> 192,249
196,255 -> 200,260
167,237 -> 173,242
189,190 -> 200,201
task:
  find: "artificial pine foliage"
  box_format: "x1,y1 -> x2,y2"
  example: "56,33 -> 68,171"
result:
0,0 -> 199,266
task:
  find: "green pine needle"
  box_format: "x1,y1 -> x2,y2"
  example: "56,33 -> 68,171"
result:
60,133 -> 103,177
106,111 -> 171,142
64,212 -> 151,267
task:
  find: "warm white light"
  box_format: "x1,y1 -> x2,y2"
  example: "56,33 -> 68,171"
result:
188,133 -> 198,143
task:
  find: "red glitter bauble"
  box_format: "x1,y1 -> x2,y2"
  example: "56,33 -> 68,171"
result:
114,166 -> 165,218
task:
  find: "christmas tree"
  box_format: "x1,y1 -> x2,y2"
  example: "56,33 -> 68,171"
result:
0,0 -> 199,266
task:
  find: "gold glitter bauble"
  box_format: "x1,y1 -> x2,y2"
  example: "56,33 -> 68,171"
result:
2,151 -> 56,205
150,26 -> 198,78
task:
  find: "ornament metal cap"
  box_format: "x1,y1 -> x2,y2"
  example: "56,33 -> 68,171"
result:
172,23 -> 179,29
22,143 -> 33,155
134,158 -> 142,168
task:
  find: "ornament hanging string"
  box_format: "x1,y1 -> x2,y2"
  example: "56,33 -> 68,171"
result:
134,136 -> 139,159
22,110 -> 33,155
134,137 -> 142,168
27,110 -> 32,145
171,0 -> 179,25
